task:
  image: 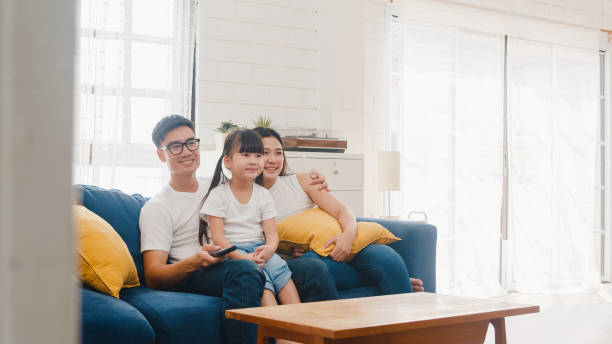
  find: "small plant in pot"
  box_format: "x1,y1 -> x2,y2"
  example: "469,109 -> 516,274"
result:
253,115 -> 273,128
214,120 -> 239,150
216,120 -> 239,133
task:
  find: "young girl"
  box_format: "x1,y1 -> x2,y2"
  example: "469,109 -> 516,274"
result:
199,129 -> 301,312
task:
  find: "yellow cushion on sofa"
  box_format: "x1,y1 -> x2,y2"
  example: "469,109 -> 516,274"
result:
276,207 -> 400,260
74,205 -> 139,298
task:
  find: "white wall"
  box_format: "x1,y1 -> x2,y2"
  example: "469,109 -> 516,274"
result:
362,0 -> 388,217
319,0 -> 366,155
437,0 -> 612,31
196,0 -> 366,154
0,0 -> 78,343
196,0 -> 322,148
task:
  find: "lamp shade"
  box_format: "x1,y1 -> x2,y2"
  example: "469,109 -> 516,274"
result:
377,151 -> 400,191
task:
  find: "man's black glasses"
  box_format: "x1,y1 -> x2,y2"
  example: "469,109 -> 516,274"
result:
161,138 -> 200,155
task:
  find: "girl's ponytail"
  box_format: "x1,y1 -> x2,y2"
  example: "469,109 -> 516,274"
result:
198,154 -> 227,245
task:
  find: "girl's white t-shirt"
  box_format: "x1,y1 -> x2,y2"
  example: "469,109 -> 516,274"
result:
201,182 -> 277,245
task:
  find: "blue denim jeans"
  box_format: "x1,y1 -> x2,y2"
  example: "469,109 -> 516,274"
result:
301,243 -> 413,294
286,257 -> 339,302
235,242 -> 292,293
176,259 -> 265,344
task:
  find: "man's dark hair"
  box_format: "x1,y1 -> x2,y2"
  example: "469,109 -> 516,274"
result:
152,115 -> 195,147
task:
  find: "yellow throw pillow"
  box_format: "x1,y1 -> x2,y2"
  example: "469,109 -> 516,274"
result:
74,205 -> 140,298
276,207 -> 400,261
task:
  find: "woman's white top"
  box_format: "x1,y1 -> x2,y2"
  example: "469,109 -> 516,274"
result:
268,174 -> 315,221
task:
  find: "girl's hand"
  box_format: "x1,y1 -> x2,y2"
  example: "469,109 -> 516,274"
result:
322,232 -> 354,262
237,252 -> 266,267
253,245 -> 274,263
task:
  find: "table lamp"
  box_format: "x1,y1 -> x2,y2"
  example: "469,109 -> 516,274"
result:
378,151 -> 400,218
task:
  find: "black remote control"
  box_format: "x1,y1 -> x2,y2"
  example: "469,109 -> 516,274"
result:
210,245 -> 237,258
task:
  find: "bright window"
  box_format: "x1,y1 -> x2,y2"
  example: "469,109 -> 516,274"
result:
74,0 -> 197,196
389,21 -> 506,297
389,16 -> 603,296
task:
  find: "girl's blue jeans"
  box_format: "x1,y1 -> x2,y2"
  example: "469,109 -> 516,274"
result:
235,241 -> 292,293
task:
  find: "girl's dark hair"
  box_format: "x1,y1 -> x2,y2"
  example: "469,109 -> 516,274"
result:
198,129 -> 264,245
252,127 -> 289,187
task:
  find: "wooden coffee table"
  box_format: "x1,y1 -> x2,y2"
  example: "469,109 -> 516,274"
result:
226,293 -> 539,344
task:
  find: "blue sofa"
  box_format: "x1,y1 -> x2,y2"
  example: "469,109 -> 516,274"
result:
77,185 -> 437,344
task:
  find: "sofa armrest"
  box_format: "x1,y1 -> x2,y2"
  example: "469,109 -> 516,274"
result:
357,218 -> 437,293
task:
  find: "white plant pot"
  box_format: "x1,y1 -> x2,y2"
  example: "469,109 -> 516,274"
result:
214,132 -> 227,151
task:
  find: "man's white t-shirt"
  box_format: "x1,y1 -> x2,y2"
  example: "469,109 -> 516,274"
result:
139,177 -> 211,264
200,182 -> 277,245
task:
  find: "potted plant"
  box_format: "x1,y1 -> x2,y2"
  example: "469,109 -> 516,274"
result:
253,115 -> 273,128
215,120 -> 239,150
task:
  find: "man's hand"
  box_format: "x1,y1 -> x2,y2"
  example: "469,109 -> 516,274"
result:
253,244 -> 275,263
322,232 -> 354,262
190,244 -> 224,269
308,170 -> 330,192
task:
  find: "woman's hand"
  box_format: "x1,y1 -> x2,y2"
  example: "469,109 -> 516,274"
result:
308,170 -> 330,192
289,248 -> 305,258
322,232 -> 354,262
254,244 -> 275,263
411,278 -> 424,292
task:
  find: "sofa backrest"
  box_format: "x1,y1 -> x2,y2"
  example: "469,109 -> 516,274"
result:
76,185 -> 148,282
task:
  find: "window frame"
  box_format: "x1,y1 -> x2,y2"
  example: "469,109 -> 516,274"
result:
599,46 -> 612,283
78,0 -> 183,147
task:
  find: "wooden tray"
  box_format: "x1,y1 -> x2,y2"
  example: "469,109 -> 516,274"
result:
282,137 -> 347,152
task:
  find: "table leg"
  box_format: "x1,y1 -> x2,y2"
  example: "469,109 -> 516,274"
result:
257,326 -> 271,344
257,325 -> 324,344
490,318 -> 507,344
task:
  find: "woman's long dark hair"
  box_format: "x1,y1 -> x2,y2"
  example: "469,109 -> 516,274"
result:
198,129 -> 264,245
253,127 -> 290,187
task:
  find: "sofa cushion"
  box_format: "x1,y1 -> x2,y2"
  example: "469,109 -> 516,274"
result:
276,207 -> 400,260
75,205 -> 140,297
77,185 -> 148,282
120,286 -> 223,344
81,288 -> 155,344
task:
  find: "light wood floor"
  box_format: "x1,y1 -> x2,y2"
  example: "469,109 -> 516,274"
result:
483,283 -> 612,343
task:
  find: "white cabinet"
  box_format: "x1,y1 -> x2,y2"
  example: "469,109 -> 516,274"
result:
285,152 -> 364,216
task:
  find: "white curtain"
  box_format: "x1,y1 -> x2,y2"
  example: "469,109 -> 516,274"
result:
390,21 -> 506,297
505,38 -> 601,293
74,0 -> 198,196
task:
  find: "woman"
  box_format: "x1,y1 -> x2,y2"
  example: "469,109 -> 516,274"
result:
254,127 -> 424,295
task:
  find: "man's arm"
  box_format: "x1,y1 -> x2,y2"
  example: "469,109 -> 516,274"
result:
143,246 -> 222,290
140,201 -> 222,290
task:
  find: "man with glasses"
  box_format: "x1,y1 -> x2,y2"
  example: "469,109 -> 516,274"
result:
139,115 -> 336,344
